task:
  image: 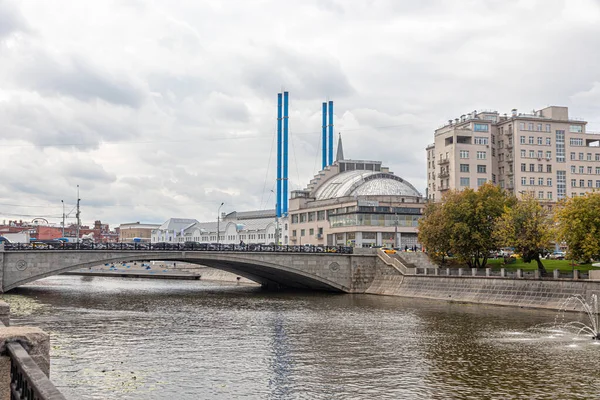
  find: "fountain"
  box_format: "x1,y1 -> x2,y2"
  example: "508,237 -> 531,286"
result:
555,294 -> 600,340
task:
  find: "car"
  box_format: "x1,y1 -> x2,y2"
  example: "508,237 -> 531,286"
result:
549,251 -> 566,260
382,248 -> 397,254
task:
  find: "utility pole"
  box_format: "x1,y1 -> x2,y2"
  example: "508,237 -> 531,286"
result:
76,185 -> 80,243
394,212 -> 398,248
61,200 -> 65,238
217,202 -> 224,245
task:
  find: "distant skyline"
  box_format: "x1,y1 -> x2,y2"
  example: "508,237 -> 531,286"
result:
1,0 -> 600,226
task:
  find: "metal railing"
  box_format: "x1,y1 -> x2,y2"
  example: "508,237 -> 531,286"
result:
3,242 -> 353,254
6,342 -> 66,400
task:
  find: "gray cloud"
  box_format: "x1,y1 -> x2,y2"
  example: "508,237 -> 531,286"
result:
0,0 -> 28,38
15,51 -> 145,108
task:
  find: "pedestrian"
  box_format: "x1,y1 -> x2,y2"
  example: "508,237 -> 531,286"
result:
405,245 -> 408,252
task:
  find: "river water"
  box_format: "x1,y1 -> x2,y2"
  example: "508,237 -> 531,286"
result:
3,275 -> 600,399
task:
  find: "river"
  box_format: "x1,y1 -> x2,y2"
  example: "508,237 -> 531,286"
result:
3,275 -> 600,399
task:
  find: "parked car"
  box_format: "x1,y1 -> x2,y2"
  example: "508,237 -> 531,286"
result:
549,251 -> 566,260
382,247 -> 397,255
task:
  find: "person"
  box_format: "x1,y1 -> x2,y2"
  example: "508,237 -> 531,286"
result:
405,245 -> 408,252
240,240 -> 244,246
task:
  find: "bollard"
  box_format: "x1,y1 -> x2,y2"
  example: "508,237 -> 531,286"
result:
534,270 -> 540,280
486,268 -> 491,277
516,269 -> 523,278
434,268 -> 440,276
423,268 -> 428,276
553,269 -> 560,279
471,268 -> 477,276
500,268 -> 506,277
458,268 -> 464,276
573,270 -> 579,280
446,268 -> 451,276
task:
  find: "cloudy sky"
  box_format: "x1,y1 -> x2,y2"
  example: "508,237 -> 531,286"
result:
1,0 -> 600,228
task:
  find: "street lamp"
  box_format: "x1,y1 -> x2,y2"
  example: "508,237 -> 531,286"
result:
61,200 -> 65,238
217,202 -> 224,244
271,190 -> 279,245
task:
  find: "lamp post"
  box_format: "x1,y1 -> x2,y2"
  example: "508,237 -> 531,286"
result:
394,212 -> 398,248
217,202 -> 224,245
271,190 -> 279,246
61,200 -> 65,238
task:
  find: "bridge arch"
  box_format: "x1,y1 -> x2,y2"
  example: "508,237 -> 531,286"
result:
1,251 -> 361,293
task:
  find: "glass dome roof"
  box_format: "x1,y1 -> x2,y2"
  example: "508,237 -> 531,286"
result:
313,170 -> 421,200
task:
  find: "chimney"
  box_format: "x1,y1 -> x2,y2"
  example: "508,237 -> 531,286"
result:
511,108 -> 517,117
328,100 -> 334,166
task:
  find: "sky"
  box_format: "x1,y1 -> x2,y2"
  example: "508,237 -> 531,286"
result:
1,0 -> 600,228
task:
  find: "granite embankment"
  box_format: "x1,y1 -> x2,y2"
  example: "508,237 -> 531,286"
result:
367,254 -> 600,311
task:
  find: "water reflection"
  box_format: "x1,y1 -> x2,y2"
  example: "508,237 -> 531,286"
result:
4,276 -> 600,399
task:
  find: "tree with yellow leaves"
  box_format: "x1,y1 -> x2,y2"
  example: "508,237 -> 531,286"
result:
555,193 -> 600,263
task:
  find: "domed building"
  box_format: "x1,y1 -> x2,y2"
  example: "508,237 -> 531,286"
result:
289,137 -> 424,248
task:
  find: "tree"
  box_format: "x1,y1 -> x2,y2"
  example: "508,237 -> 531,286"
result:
494,193 -> 553,275
418,202 -> 451,263
555,193 -> 600,263
419,183 -> 511,268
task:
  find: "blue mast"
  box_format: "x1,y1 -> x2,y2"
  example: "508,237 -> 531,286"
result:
276,93 -> 282,218
283,92 -> 289,215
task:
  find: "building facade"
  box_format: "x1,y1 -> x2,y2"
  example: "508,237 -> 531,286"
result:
288,157 -> 424,248
427,106 -> 600,203
119,222 -> 161,242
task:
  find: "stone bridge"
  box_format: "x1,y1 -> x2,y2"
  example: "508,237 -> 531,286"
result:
0,249 -> 383,293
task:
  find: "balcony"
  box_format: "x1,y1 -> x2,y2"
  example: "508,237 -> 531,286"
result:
440,186 -> 450,192
438,171 -> 450,178
438,158 -> 450,165
506,143 -> 513,149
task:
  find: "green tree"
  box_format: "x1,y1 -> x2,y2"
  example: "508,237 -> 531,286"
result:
418,202 -> 451,263
494,193 -> 553,275
555,192 -> 600,262
419,183 -> 510,268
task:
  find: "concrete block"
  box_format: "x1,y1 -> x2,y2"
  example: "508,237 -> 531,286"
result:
471,268 -> 477,277
486,268 -> 491,277
553,269 -> 560,279
446,268 -> 451,276
500,268 -> 506,277
589,270 -> 600,280
0,326 -> 50,377
573,270 -> 579,280
517,269 -> 523,279
534,270 -> 540,280
458,268 -> 464,276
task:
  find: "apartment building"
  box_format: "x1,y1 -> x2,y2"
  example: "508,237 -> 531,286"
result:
426,106 -> 600,204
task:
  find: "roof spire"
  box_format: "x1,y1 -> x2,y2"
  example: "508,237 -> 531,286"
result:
335,132 -> 344,162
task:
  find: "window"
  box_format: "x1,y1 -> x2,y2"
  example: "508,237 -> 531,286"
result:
571,165 -> 576,173
299,213 -> 306,223
547,165 -> 552,173
476,151 -> 487,160
557,170 -> 566,199
537,123 -> 542,131
588,166 -> 593,174
492,173 -> 496,184
300,229 -> 305,236
308,212 -> 315,222
546,124 -> 551,132
460,164 -> 469,172
474,136 -> 489,144
580,179 -> 585,187
597,167 -> 600,174
317,210 -> 325,221
477,165 -> 487,173
538,164 -> 543,173
597,180 -> 600,188
530,177 -> 535,185
537,150 -> 543,158
521,150 -> 526,157
528,123 -> 534,131
477,178 -> 487,187
570,138 -> 584,146
538,178 -> 544,186
571,179 -> 577,187
547,178 -> 552,186
521,163 -> 526,172
292,230 -> 297,237
546,137 -> 551,145
538,191 -> 544,199
460,150 -> 469,159
309,228 -> 314,236
519,122 -> 525,130
474,123 -> 489,132
529,150 -> 535,158
589,180 -> 593,188
460,177 -> 470,186
537,137 -> 543,145
570,125 -> 583,133
587,153 -> 592,161
292,215 -> 299,224
520,136 -> 526,144
556,130 -> 565,163
579,152 -> 584,160
546,151 -> 551,159
529,136 -> 534,144
529,164 -> 535,172
596,154 -> 600,161
491,135 -> 495,144
570,152 -> 576,160
521,177 -> 527,185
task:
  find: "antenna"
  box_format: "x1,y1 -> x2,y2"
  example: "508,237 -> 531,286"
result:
76,185 -> 81,244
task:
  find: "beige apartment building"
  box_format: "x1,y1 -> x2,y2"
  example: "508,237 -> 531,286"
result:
426,106 -> 600,204
119,222 -> 160,242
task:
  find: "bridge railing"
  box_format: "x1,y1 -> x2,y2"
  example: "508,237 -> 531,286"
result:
0,303 -> 67,400
3,242 -> 354,254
